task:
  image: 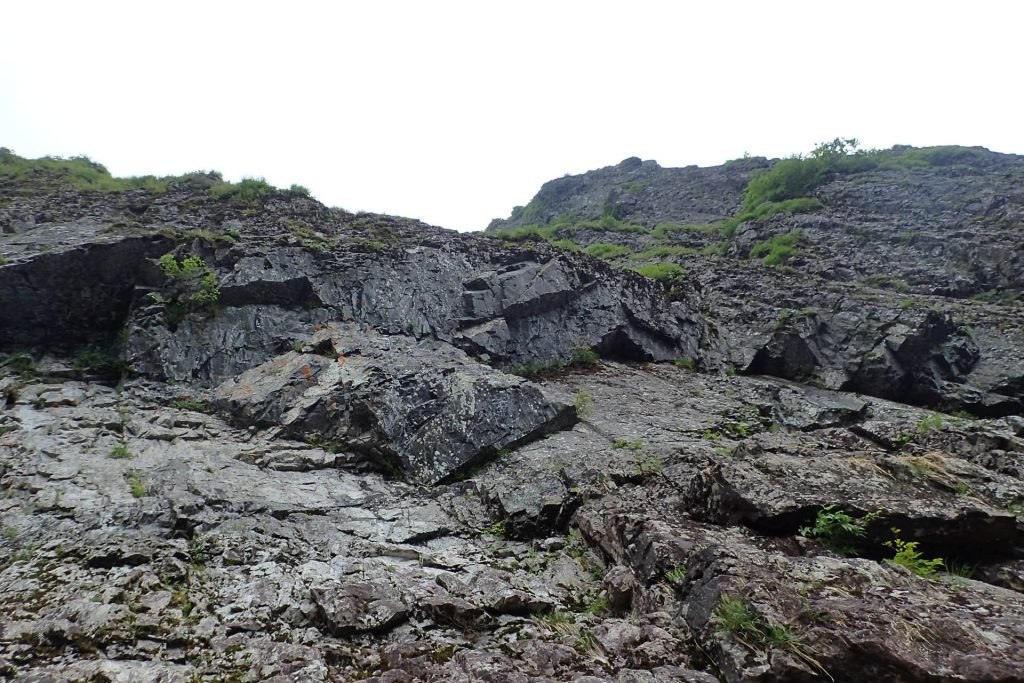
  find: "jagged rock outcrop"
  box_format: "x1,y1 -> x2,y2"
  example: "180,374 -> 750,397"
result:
486,156 -> 767,233
2,149 -> 1024,682
485,146 -> 1024,416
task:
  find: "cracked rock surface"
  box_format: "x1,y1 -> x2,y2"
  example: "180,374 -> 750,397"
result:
2,151 -> 1024,681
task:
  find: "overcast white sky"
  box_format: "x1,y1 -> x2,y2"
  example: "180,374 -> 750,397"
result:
2,2 -> 1021,231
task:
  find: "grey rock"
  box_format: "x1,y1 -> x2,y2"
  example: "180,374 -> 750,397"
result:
602,566 -> 637,611
310,582 -> 410,636
211,322 -> 575,483
5,149 -> 1024,683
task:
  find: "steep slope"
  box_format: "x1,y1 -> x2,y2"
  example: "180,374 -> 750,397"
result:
2,150 -> 1024,682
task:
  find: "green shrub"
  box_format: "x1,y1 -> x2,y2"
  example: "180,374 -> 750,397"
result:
568,345 -> 599,367
548,238 -> 580,252
619,180 -> 645,196
892,146 -> 987,167
628,246 -> 698,260
518,196 -> 550,224
593,215 -> 648,233
665,566 -> 686,584
884,528 -> 944,577
109,444 -> 134,460
917,414 -> 943,433
3,352 -> 36,375
283,218 -> 336,251
743,156 -> 827,210
652,222 -> 720,240
488,224 -> 557,242
167,398 -> 211,413
713,594 -> 825,674
631,262 -> 685,281
714,596 -> 799,648
749,230 -> 802,266
719,198 -> 822,240
634,454 -> 664,476
799,505 -> 879,555
585,243 -> 633,259
71,346 -> 127,375
584,595 -> 610,615
743,138 -> 869,211
159,254 -> 219,304
612,439 -> 644,450
125,470 -> 146,498
861,274 -> 911,292
674,357 -> 696,370
486,215 -> 648,245
510,358 -> 564,379
574,390 -> 595,418
0,148 -> 173,194
209,177 -> 276,204
288,183 -> 311,196
150,253 -> 220,323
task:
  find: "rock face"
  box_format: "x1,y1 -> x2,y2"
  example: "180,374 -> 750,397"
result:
120,240 -> 695,386
486,156 -> 766,233
212,323 -> 576,483
485,145 -> 1024,417
2,149 -> 1024,682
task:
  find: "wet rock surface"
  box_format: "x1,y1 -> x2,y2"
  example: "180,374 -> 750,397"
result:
2,151 -> 1024,681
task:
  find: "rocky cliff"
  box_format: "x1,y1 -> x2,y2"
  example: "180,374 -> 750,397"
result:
1,147 -> 1023,682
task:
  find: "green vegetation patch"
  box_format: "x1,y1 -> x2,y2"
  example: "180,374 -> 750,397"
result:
487,214 -> 649,245
71,346 -> 128,375
509,345 -> 599,380
628,245 -> 699,260
800,505 -> 879,555
631,262 -> 685,281
0,148 -> 173,194
619,180 -> 645,196
652,223 -> 720,240
548,238 -> 580,252
585,243 -> 634,259
749,230 -> 803,266
861,274 -> 911,292
283,218 -> 336,251
574,390 -> 595,418
884,528 -> 944,577
0,148 -> 317,204
891,146 -> 988,168
148,254 -> 220,324
109,444 -> 134,460
208,177 -> 277,204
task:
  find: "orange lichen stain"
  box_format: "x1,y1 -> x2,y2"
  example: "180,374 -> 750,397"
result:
240,384 -> 254,395
336,354 -> 347,366
300,365 -> 314,383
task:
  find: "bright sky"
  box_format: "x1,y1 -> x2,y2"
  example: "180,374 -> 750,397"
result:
2,2 -> 1021,231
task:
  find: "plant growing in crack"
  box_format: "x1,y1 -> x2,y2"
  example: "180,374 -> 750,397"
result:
884,528 -> 944,577
125,470 -> 146,498
714,595 -> 828,676
148,253 -> 220,324
799,505 -> 880,555
573,390 -> 595,418
634,454 -> 664,477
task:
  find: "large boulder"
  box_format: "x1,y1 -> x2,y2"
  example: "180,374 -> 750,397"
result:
212,322 -> 576,483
